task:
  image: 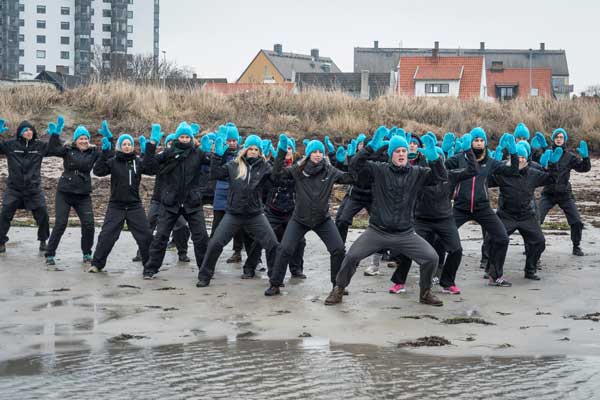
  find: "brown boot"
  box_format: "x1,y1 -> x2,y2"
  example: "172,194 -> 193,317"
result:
419,288 -> 443,307
324,286 -> 345,305
226,251 -> 242,263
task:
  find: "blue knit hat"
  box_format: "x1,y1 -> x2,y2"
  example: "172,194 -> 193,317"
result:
164,133 -> 176,146
356,133 -> 367,145
175,122 -> 194,139
551,128 -> 568,143
516,142 -> 529,158
514,123 -> 530,140
288,137 -> 297,153
73,125 -> 90,142
224,122 -> 240,142
387,135 -> 409,158
117,134 -> 134,151
470,127 -> 488,145
435,146 -> 445,161
305,140 -> 325,157
243,134 -> 262,150
518,140 -> 531,157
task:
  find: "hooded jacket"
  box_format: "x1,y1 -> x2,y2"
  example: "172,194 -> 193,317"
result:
92,143 -> 158,208
213,148 -> 237,211
209,153 -> 272,216
541,146 -> 591,199
350,147 -> 448,234
0,121 -> 49,194
273,150 -> 354,228
445,151 -> 519,213
152,144 -> 211,213
47,134 -> 102,195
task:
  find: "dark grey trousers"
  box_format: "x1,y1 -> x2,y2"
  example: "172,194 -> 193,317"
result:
335,226 -> 438,289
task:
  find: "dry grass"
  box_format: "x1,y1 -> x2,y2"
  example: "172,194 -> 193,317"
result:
1,81 -> 599,151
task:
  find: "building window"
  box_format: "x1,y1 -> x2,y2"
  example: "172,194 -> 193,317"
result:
491,61 -> 504,72
90,23 -> 94,30
127,40 -> 133,48
497,86 -> 517,101
56,65 -> 69,75
36,35 -> 45,43
36,50 -> 46,59
90,38 -> 94,45
36,65 -> 45,73
61,22 -> 70,30
127,10 -> 133,18
18,34 -> 24,42
102,24 -> 111,32
102,38 -> 111,47
129,0 -> 134,4
19,19 -> 24,27
102,9 -> 111,17
102,53 -> 110,61
61,51 -> 70,59
36,5 -> 45,13
19,49 -> 24,57
37,20 -> 45,28
425,83 -> 449,94
19,3 -> 24,12
19,64 -> 24,72
61,7 -> 70,15
61,36 -> 70,45
127,25 -> 133,33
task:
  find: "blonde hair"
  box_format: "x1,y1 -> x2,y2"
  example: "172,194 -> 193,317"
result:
234,146 -> 262,180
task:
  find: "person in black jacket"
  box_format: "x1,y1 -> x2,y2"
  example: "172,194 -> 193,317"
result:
487,142 -> 560,280
537,128 -> 591,256
0,119 -> 52,253
325,128 -> 448,306
44,124 -> 101,266
196,134 -> 278,287
242,137 -> 306,279
390,143 -> 478,295
445,127 -> 519,287
265,136 -> 355,296
88,127 -> 158,273
143,122 -> 212,279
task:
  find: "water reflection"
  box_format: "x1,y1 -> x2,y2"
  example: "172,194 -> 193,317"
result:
0,340 -> 598,399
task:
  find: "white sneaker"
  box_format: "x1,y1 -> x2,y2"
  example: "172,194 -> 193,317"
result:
364,265 -> 380,276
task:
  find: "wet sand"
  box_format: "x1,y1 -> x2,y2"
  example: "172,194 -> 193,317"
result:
1,218 -> 599,362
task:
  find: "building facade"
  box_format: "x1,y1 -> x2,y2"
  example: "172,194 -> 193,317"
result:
0,0 -> 159,80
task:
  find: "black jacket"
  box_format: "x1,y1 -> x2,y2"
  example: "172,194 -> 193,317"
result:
48,135 -> 102,195
152,146 -> 211,213
274,150 -> 354,228
265,158 -> 297,215
0,121 -> 49,194
541,146 -> 590,199
445,151 -> 519,212
92,143 -> 158,208
415,150 -> 479,220
210,154 -> 272,217
351,147 -> 448,234
344,146 -> 389,204
491,165 -> 557,220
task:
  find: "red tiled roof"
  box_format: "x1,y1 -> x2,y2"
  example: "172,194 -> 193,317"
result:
203,82 -> 294,95
414,65 -> 463,80
397,56 -> 484,99
486,68 -> 552,99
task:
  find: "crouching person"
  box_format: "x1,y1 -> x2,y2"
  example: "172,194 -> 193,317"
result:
325,127 -> 448,306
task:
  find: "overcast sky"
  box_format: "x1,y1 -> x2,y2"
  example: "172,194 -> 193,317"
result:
160,0 -> 598,93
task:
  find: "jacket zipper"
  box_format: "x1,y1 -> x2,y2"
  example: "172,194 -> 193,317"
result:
470,177 -> 476,213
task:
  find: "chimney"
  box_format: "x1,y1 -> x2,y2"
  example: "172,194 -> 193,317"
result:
274,43 -> 283,55
480,41 -> 485,51
192,73 -> 197,80
432,41 -> 439,61
374,40 -> 379,49
360,70 -> 370,100
311,48 -> 319,60
540,42 -> 545,51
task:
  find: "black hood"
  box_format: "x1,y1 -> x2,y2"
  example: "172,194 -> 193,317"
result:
16,121 -> 38,140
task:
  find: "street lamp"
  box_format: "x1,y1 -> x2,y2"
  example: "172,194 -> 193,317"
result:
162,50 -> 166,88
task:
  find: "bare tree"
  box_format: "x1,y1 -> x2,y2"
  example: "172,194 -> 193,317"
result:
584,84 -> 600,97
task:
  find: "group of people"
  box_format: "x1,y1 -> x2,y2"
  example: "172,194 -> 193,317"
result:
0,116 -> 592,307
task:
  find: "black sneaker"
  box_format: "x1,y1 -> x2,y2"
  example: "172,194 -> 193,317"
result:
291,272 -> 307,279
39,240 -> 47,252
524,272 -> 541,280
143,269 -> 156,280
0,243 -> 5,253
488,277 -> 512,287
241,271 -> 255,279
264,286 -> 281,296
178,254 -> 191,262
45,256 -> 56,266
572,246 -> 585,256
196,279 -> 210,287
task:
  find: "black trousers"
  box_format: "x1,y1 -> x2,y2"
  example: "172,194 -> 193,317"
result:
46,191 -> 94,257
392,217 -> 462,287
212,210 -> 252,253
454,207 -> 509,280
335,195 -> 370,243
493,211 -> 545,274
243,208 -> 305,276
145,206 -> 209,272
0,188 -> 49,245
92,204 -> 152,269
539,194 -> 583,247
197,213 -> 278,282
147,200 -> 189,256
336,226 -> 438,289
270,218 -> 345,287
